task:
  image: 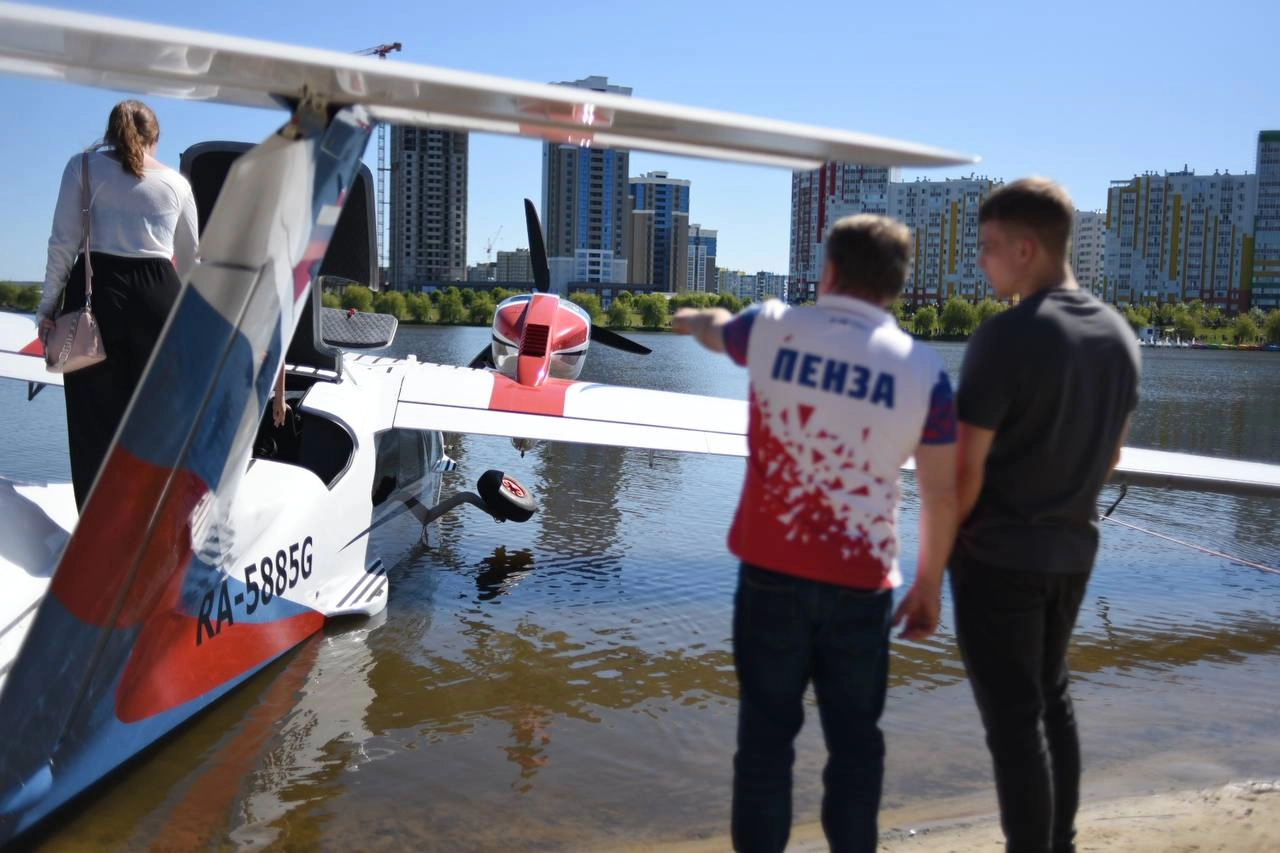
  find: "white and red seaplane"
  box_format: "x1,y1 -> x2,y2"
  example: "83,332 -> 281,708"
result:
0,2 -> 1277,845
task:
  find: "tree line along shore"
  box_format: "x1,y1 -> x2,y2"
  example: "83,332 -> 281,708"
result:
5,280 -> 1280,346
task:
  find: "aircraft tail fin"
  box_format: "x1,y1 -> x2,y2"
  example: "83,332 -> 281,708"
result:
0,112 -> 372,842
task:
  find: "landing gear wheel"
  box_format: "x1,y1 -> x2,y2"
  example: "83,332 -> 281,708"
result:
477,470 -> 537,522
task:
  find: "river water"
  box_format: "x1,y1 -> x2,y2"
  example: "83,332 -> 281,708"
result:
3,324 -> 1278,850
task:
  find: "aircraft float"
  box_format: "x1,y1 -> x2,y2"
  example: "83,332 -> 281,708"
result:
0,1 -> 1277,844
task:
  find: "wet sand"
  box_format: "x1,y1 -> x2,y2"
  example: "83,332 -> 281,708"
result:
640,780 -> 1280,852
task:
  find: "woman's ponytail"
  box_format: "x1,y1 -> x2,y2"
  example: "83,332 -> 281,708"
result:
103,100 -> 159,179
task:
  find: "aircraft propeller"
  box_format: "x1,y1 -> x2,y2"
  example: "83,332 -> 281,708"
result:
522,198 -> 651,355
466,199 -> 651,370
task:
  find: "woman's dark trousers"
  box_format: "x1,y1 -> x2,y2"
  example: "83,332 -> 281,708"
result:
61,253 -> 180,509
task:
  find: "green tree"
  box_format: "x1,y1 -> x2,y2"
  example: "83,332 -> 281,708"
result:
0,282 -> 18,308
976,299 -> 1006,325
638,293 -> 668,328
614,290 -> 633,305
1232,313 -> 1260,344
1172,306 -> 1198,342
569,292 -> 604,324
889,299 -> 905,321
12,286 -> 41,313
321,290 -> 342,309
716,292 -> 743,313
403,292 -> 432,323
1122,305 -> 1149,333
912,305 -> 938,337
437,290 -> 465,324
469,293 -> 495,325
940,297 -> 978,336
607,299 -> 632,329
341,285 -> 374,312
1265,310 -> 1280,344
373,290 -> 407,321
668,294 -> 694,312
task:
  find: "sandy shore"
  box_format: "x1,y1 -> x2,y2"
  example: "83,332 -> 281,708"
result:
641,780 -> 1280,852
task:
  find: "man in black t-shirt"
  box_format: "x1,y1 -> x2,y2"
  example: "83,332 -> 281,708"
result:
952,178 -> 1140,853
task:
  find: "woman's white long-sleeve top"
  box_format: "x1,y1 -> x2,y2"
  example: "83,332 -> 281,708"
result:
40,149 -> 198,319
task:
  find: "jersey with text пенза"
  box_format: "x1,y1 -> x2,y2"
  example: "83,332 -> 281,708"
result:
722,295 -> 956,590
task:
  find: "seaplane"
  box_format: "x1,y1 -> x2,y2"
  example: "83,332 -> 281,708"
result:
0,2 -> 1277,845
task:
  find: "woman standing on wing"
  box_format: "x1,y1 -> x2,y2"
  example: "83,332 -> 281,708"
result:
38,99 -> 198,510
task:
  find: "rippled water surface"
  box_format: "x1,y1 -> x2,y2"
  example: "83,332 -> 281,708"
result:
3,326 -> 1278,850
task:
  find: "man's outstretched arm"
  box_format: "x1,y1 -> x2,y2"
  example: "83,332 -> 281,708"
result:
671,307 -> 733,353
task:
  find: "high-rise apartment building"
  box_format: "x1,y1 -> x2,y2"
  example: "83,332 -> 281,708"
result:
789,165 -> 994,304
627,171 -> 690,291
1252,131 -> 1280,310
789,164 -> 895,300
892,177 -> 994,303
388,126 -> 467,290
718,269 -> 787,302
1102,169 -> 1256,310
687,224 -> 718,294
542,76 -> 632,294
1071,210 -> 1106,296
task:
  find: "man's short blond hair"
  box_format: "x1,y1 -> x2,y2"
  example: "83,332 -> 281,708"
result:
824,214 -> 912,303
979,177 -> 1074,260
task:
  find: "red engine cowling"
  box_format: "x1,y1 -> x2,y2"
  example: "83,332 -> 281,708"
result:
490,293 -> 590,386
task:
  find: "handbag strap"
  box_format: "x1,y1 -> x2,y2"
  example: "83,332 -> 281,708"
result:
80,151 -> 93,308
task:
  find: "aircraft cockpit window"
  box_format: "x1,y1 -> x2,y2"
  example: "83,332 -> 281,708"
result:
371,429 -> 427,507
372,431 -> 399,506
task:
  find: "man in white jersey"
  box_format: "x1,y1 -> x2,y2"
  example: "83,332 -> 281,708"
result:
673,213 -> 959,853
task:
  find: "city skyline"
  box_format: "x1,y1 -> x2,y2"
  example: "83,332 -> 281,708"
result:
0,0 -> 1276,284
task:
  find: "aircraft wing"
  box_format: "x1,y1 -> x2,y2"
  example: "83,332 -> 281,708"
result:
395,361 -> 1280,499
0,2 -> 975,170
1112,446 -> 1280,498
0,312 -> 62,388
395,361 -> 748,457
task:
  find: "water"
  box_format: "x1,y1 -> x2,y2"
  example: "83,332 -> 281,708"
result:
3,326 -> 1279,850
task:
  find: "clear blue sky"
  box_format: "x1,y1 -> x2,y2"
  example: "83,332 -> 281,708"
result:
1,0 -> 1277,283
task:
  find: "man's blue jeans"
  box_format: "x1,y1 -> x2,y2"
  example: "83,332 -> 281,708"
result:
730,562 -> 892,853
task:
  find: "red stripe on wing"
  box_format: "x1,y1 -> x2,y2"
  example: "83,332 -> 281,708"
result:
488,373 -> 572,416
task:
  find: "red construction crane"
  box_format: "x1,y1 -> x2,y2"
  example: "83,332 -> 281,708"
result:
354,42 -> 402,285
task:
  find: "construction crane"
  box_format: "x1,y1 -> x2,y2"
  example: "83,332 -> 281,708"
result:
483,226 -> 503,280
354,42 -> 403,287
485,226 -> 503,262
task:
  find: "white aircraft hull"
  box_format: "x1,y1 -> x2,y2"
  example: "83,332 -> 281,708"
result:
0,351 -> 446,835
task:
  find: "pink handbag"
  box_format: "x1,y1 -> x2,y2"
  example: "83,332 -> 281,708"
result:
44,151 -> 106,373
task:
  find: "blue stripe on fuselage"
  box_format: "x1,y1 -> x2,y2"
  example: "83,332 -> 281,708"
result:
118,288 -> 261,491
